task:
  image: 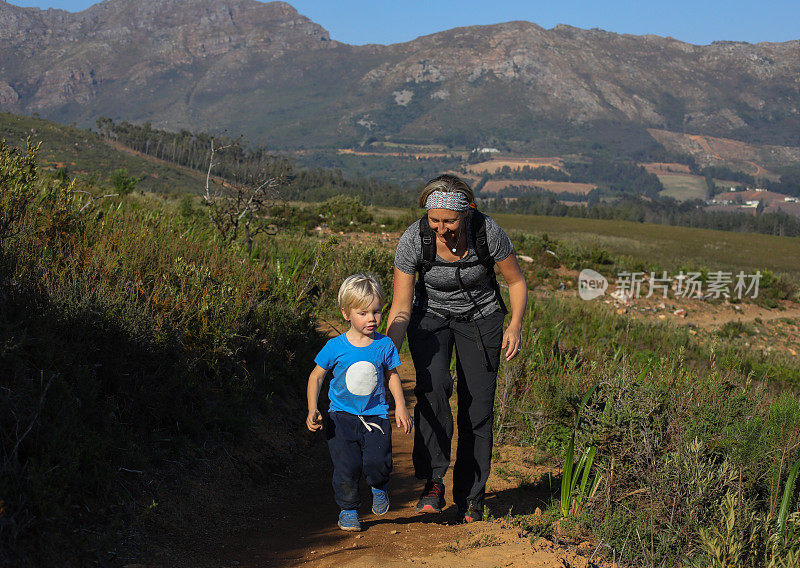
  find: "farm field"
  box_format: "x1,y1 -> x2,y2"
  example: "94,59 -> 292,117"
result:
657,172 -> 708,201
492,212 -> 800,278
464,156 -> 564,174
481,179 -> 596,195
641,162 -> 693,174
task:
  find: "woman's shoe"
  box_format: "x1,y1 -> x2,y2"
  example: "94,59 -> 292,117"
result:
415,479 -> 445,513
459,500 -> 483,523
338,509 -> 361,531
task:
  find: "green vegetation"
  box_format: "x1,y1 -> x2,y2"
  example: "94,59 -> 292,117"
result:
4,117 -> 800,567
0,112 -> 205,194
97,118 -> 416,205
496,295 -> 800,566
495,213 -> 800,279
0,141 -> 395,565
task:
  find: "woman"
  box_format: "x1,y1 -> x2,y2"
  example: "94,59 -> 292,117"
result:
386,174 -> 527,522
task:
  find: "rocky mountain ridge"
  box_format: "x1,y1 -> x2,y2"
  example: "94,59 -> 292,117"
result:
1,0 -> 799,151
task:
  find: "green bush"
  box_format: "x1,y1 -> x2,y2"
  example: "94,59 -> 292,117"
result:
0,143 -> 397,563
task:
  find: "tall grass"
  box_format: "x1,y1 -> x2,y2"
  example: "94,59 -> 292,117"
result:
497,294 -> 800,566
0,142 -> 395,564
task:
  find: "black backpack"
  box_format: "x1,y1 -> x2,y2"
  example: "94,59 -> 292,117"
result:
416,209 -> 507,316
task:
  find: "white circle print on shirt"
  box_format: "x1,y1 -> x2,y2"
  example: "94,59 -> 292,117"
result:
345,361 -> 379,396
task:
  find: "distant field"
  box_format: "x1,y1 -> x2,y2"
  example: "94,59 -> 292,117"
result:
465,157 -> 564,174
482,180 -> 595,195
337,148 -> 462,159
642,162 -> 693,174
657,173 -> 708,201
492,213 -> 800,278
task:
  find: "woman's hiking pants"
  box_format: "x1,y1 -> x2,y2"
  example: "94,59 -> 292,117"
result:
407,309 -> 504,510
326,411 -> 392,510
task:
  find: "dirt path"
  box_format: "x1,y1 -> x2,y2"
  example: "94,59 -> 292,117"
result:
143,355 -> 611,568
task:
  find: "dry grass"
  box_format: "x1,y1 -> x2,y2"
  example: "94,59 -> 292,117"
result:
642,162 -> 693,174
492,212 -> 800,278
657,173 -> 708,201
465,157 -> 565,174
482,180 -> 595,195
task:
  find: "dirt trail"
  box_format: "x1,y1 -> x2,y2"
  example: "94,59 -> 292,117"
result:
144,354 -> 609,568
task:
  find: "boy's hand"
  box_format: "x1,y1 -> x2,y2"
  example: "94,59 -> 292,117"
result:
395,406 -> 413,434
306,409 -> 323,432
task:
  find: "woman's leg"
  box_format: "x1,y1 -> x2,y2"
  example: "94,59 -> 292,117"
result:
407,312 -> 455,482
451,311 -> 505,513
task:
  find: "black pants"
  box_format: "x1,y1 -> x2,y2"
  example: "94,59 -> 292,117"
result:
408,309 -> 504,509
326,411 -> 392,510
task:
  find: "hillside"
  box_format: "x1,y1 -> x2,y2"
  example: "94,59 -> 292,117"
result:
1,0 -> 800,153
0,112 -> 207,193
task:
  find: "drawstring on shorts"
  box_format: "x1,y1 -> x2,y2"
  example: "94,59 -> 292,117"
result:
358,415 -> 385,434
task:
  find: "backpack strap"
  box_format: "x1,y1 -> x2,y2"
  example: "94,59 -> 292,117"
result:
469,210 -> 492,269
418,213 -> 437,270
468,210 -> 508,314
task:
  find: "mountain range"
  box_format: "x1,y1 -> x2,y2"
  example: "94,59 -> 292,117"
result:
2,0 -> 799,153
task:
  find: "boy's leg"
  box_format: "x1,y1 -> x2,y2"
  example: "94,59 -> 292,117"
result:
361,416 -> 393,488
326,411 -> 363,511
407,312 -> 455,481
361,416 -> 392,515
451,311 -> 504,514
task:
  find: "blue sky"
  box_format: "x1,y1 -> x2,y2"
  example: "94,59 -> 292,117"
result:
9,0 -> 800,46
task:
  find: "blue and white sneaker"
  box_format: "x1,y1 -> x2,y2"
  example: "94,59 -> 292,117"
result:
338,509 -> 361,532
371,485 -> 390,516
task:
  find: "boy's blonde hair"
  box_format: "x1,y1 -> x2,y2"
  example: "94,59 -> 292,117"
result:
338,273 -> 385,313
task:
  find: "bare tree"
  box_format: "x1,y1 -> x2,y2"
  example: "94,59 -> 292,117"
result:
203,137 -> 280,254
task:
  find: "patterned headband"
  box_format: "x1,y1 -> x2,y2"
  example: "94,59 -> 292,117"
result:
424,190 -> 471,211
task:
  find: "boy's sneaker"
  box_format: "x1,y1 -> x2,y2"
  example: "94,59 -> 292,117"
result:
371,485 -> 390,516
415,479 -> 445,513
338,509 -> 361,532
458,499 -> 483,523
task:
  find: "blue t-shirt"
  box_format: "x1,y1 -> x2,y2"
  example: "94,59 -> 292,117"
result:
314,332 -> 401,418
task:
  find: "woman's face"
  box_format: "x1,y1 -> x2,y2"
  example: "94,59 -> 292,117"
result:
427,208 -> 463,241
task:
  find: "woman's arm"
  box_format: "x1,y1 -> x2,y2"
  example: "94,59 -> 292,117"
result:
496,253 -> 527,361
386,267 -> 415,351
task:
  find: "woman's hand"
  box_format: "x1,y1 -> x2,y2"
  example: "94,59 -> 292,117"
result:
496,253 -> 527,361
502,323 -> 522,361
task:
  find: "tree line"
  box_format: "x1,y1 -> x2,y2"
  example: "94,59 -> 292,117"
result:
95,118 -> 415,207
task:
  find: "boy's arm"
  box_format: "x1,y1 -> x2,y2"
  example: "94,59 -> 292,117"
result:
306,365 -> 327,431
386,368 -> 412,434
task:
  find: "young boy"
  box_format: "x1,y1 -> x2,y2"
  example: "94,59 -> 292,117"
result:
307,273 -> 413,532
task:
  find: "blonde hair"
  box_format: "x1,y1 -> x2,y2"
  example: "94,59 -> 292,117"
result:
418,174 -> 475,209
338,273 -> 385,313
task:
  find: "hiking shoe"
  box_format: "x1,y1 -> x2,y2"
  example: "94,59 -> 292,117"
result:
371,485 -> 390,516
338,509 -> 361,532
415,479 -> 446,513
459,500 -> 483,523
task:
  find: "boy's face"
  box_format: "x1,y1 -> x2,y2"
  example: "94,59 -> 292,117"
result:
342,295 -> 382,336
